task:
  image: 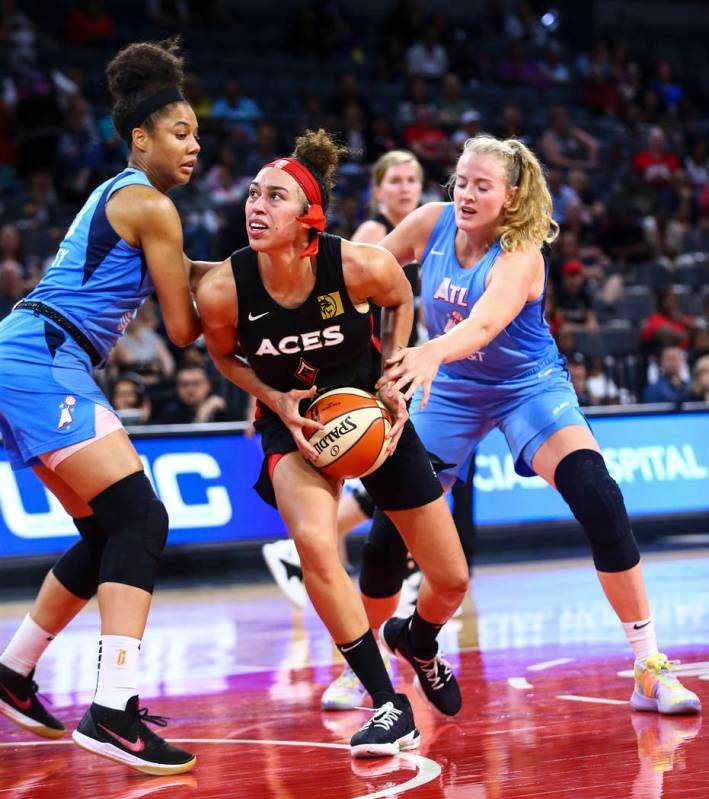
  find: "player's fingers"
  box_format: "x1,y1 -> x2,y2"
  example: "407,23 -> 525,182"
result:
300,416 -> 324,432
420,380 -> 432,409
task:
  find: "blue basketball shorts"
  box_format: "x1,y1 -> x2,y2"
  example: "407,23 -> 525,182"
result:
0,311 -> 116,470
409,361 -> 589,488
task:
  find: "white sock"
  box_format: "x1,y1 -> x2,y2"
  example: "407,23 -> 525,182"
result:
622,617 -> 658,661
0,614 -> 55,677
94,635 -> 141,710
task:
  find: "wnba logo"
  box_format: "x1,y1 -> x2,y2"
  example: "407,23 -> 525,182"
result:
116,649 -> 127,666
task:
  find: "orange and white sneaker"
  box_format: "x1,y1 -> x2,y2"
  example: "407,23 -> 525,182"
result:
631,654 -> 701,715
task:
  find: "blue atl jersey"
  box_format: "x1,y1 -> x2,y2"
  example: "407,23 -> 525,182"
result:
421,203 -> 559,383
25,167 -> 156,363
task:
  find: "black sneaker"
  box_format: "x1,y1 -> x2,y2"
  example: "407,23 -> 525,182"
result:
350,692 -> 420,758
381,616 -> 462,717
72,695 -> 196,775
0,663 -> 64,739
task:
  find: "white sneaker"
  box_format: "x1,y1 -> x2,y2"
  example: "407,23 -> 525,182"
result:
262,539 -> 307,609
631,653 -> 702,715
321,651 -> 393,711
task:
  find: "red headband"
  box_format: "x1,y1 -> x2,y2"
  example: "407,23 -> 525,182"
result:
264,157 -> 326,256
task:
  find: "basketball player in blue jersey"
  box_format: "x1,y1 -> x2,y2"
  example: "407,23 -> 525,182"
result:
370,134 -> 700,716
196,129 -> 469,756
0,39 -> 212,773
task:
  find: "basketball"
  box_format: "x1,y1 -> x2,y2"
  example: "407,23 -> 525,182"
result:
305,387 -> 393,479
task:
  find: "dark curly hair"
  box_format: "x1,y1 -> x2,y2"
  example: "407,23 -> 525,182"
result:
106,37 -> 186,143
291,129 -> 348,212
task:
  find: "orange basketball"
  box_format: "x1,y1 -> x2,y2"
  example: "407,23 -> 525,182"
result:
305,387 -> 393,480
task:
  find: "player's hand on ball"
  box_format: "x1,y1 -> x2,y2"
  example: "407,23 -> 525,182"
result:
377,341 -> 444,409
376,383 -> 408,456
274,386 -> 323,462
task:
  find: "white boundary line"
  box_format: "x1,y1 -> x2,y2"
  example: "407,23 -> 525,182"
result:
557,694 -> 629,705
0,737 -> 441,799
527,658 -> 573,672
507,677 -> 534,690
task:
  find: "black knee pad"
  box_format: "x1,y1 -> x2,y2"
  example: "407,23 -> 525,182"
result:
359,509 -> 408,598
352,485 -> 375,519
554,449 -> 639,573
52,516 -> 108,599
90,471 -> 169,593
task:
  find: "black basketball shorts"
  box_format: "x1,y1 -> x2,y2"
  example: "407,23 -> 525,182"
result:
253,416 -> 442,512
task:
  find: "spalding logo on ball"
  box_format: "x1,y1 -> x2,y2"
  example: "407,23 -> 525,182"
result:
305,387 -> 392,480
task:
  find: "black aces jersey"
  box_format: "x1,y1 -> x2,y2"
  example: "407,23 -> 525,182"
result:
232,233 -> 381,407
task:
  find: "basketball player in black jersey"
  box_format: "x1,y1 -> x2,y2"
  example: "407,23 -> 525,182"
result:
196,130 -> 469,757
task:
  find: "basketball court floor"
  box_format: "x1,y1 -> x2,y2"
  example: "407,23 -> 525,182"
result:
1,549 -> 708,798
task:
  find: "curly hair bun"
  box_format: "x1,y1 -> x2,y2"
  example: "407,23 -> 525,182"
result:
106,36 -> 185,100
292,129 -> 348,191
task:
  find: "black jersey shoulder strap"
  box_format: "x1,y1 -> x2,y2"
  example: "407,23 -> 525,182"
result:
314,233 -> 361,316
230,246 -> 261,322
371,212 -> 394,234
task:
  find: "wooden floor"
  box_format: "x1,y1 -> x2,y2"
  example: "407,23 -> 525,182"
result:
1,550 -> 708,798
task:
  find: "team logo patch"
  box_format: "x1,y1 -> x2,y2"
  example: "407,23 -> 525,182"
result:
318,291 -> 344,320
58,395 -> 76,429
295,357 -> 319,386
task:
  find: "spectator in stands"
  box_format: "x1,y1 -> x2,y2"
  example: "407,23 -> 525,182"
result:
568,352 -> 592,406
548,168 -> 578,225
633,127 -> 680,186
204,163 -> 242,207
597,199 -> 654,267
436,73 -> 468,130
555,326 -> 577,359
689,355 -> 709,402
402,105 -> 447,172
324,73 -> 371,126
241,122 -> 280,178
339,103 -> 370,164
503,1 -> 548,46
110,297 -> 175,385
3,51 -> 77,178
153,363 -> 231,424
652,59 -> 682,114
297,93 -> 327,136
641,289 -> 697,353
182,74 -> 212,120
555,260 -> 598,331
642,345 -> 691,403
397,77 -> 433,128
684,137 -> 709,194
539,106 -> 599,171
539,43 -> 571,85
0,224 -> 24,272
64,1 -> 115,45
405,27 -> 449,80
0,260 -> 23,319
368,113 -> 401,161
495,103 -> 531,146
109,372 -> 151,425
496,42 -> 545,88
583,63 -> 623,117
450,109 -> 482,153
210,79 -> 262,141
586,354 -> 620,405
56,95 -> 104,201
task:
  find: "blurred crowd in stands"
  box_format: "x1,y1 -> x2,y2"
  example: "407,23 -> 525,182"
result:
1,0 -> 708,426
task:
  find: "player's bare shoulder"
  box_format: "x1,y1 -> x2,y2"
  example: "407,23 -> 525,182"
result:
196,259 -> 237,323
